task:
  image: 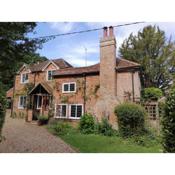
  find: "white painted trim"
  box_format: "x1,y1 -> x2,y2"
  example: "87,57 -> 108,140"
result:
36,95 -> 42,109
62,82 -> 76,93
54,104 -> 68,118
46,70 -> 54,81
42,60 -> 59,71
69,104 -> 83,119
18,96 -> 26,109
17,64 -> 31,74
54,104 -> 57,118
20,73 -> 29,84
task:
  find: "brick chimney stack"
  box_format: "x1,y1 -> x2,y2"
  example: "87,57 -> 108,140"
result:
100,26 -> 117,97
94,26 -> 118,126
109,26 -> 114,37
103,26 -> 108,37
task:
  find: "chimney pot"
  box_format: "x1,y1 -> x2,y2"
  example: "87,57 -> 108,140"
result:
103,26 -> 108,38
109,26 -> 114,37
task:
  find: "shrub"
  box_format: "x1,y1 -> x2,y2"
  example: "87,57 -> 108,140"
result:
37,115 -> 49,125
114,103 -> 146,137
79,113 -> 95,134
97,117 -> 116,136
49,122 -> 75,136
143,87 -> 163,101
162,87 -> 175,152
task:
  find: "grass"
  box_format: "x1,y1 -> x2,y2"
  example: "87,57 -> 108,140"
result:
60,133 -> 162,153
47,123 -> 162,153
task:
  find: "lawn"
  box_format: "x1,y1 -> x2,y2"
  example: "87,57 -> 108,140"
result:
48,122 -> 162,153
47,120 -> 162,153
58,133 -> 162,153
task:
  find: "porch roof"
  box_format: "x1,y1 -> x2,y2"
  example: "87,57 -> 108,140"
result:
28,82 -> 53,95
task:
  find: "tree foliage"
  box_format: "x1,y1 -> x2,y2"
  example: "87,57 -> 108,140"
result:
162,87 -> 175,152
0,22 -> 48,134
0,22 -> 47,90
0,82 -> 6,137
143,87 -> 163,101
119,25 -> 175,91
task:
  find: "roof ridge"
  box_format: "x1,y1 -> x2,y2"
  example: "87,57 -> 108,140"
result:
119,58 -> 140,66
57,63 -> 99,70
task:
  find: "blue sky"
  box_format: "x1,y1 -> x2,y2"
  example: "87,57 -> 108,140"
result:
31,22 -> 175,67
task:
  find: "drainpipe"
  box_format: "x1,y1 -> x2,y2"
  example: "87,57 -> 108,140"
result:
34,72 -> 36,85
11,74 -> 16,118
83,73 -> 86,114
131,71 -> 135,102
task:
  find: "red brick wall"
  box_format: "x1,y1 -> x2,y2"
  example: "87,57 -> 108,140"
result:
53,75 -> 100,116
12,63 -> 57,117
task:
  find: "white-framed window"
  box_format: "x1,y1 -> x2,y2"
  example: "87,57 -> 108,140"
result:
21,73 -> 29,84
18,96 -> 27,109
47,70 -> 53,81
37,95 -> 42,109
62,82 -> 76,93
69,104 -> 83,119
55,104 -> 68,118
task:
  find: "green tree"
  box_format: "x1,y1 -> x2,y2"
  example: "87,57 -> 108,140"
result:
119,25 -> 175,91
0,82 -> 6,138
0,22 -> 47,90
0,22 -> 48,135
162,87 -> 175,152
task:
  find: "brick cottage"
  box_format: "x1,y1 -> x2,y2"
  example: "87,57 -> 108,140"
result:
6,26 -> 141,128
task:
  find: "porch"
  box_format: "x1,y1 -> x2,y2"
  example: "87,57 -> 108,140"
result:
27,82 -> 53,122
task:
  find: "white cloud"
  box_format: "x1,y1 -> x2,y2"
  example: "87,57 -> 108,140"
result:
64,55 -> 98,67
49,22 -> 175,66
86,22 -> 120,29
49,22 -> 75,33
56,41 -> 99,67
72,43 -> 99,55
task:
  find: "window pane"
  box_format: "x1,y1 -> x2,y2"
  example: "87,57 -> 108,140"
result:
77,105 -> 82,118
71,105 -> 76,117
22,74 -> 28,82
70,83 -> 75,91
37,96 -> 42,108
23,96 -> 26,107
56,105 -> 61,116
62,105 -> 67,117
64,84 -> 69,91
22,74 -> 25,82
48,71 -> 52,80
25,74 -> 28,81
20,96 -> 23,106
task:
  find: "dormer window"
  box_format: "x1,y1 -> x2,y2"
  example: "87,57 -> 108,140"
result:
21,73 -> 28,84
47,70 -> 53,81
62,82 -> 76,93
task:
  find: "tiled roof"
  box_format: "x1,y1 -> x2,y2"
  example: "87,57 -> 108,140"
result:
53,64 -> 100,77
29,58 -> 73,72
53,58 -> 140,77
28,82 -> 53,95
116,58 -> 140,70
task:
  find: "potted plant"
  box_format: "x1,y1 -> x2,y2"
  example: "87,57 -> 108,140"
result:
37,115 -> 49,125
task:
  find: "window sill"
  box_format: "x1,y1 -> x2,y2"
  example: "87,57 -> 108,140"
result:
18,107 -> 25,109
20,81 -> 29,84
54,116 -> 80,120
62,91 -> 76,94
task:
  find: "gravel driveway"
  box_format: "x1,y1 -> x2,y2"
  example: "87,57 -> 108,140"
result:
0,111 -> 75,153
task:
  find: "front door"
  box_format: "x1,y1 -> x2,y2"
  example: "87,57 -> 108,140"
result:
33,95 -> 42,120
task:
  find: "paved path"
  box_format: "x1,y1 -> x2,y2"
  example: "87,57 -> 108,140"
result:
0,112 -> 75,153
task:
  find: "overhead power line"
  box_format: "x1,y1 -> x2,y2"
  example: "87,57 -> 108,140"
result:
31,22 -> 145,40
